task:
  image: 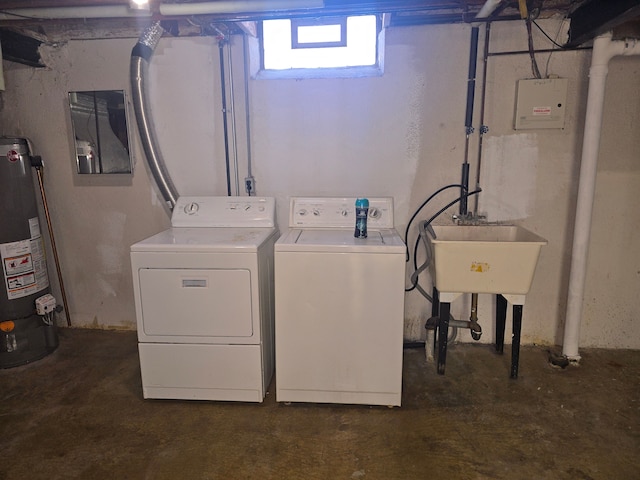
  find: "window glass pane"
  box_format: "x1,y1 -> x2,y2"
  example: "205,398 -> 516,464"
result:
297,24 -> 342,44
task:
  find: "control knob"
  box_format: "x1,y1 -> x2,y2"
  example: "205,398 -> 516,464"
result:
184,202 -> 199,215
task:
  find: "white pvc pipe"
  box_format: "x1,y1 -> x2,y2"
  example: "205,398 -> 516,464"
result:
562,32 -> 640,361
475,0 -> 503,19
0,1 -> 323,20
159,0 -> 323,16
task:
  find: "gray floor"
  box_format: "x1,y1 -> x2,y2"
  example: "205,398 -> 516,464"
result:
1,328 -> 638,480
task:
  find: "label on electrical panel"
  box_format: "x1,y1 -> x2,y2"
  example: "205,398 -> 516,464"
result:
1,235 -> 50,300
532,106 -> 552,116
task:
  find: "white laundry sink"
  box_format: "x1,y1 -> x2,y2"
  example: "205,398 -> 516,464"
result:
426,224 -> 547,295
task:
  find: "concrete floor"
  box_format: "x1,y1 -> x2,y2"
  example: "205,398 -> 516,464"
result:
0,328 -> 638,480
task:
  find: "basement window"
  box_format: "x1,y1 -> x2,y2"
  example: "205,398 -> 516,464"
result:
259,14 -> 384,79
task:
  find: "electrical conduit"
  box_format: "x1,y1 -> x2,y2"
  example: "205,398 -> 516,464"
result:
562,32 -> 640,361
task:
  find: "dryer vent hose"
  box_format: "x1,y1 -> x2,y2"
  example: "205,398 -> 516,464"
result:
130,21 -> 179,211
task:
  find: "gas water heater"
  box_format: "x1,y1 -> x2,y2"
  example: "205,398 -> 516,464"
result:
0,137 -> 58,368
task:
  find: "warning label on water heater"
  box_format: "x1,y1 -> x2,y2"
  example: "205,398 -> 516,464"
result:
1,220 -> 50,300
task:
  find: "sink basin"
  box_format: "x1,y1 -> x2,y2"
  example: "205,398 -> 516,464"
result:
426,224 -> 547,295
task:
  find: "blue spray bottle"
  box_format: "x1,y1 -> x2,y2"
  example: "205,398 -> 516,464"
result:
354,198 -> 369,238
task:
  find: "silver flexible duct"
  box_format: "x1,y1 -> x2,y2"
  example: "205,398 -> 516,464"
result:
130,22 -> 179,210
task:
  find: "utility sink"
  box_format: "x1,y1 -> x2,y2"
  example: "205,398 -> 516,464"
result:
426,224 -> 547,295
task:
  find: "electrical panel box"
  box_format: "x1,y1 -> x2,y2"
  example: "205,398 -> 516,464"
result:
514,78 -> 568,130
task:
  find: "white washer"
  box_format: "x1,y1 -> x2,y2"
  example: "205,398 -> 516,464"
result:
275,197 -> 406,406
131,196 -> 278,402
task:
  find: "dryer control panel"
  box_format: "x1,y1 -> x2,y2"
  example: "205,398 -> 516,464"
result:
289,197 -> 394,229
172,196 -> 276,228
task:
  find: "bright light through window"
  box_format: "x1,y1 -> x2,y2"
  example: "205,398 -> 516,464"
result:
298,24 -> 342,44
263,15 -> 378,70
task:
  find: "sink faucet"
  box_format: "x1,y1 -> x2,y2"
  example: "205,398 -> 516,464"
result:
452,212 -> 487,225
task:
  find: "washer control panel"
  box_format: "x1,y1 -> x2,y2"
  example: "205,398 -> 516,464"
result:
172,196 -> 275,228
289,197 -> 394,229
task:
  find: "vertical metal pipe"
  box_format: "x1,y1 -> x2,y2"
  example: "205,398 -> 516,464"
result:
227,39 -> 240,195
470,293 -> 478,323
459,163 -> 470,215
473,22 -> 491,215
242,33 -> 255,194
464,26 -> 479,131
460,26 -> 479,216
218,39 -> 232,197
33,162 -> 71,327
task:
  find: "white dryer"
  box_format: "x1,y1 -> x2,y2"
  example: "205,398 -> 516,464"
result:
275,197 -> 406,406
131,196 -> 278,402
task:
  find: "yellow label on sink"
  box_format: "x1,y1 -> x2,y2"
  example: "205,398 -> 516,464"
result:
470,262 -> 490,273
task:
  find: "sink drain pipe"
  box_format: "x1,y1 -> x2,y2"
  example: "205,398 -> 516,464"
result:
130,22 -> 179,211
562,32 -> 640,362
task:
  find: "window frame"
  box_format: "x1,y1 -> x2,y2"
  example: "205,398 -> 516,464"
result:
257,14 -> 386,80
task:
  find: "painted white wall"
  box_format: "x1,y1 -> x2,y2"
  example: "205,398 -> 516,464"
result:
580,55 -> 640,349
0,18 -> 638,350
0,38 -> 172,329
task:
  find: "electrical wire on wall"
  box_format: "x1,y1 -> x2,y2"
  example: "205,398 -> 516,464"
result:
525,12 -> 542,79
535,16 -> 571,78
523,5 -> 571,80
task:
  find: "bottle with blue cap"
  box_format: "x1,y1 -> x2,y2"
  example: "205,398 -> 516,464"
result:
354,198 -> 369,238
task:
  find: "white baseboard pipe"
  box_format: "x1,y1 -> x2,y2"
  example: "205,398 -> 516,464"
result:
562,32 -> 640,361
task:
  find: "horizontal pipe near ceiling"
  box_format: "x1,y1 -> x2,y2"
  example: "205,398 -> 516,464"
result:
0,6 -> 151,20
159,0 -> 324,16
0,1 -> 324,20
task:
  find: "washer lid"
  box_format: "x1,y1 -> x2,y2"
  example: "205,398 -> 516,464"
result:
298,229 -> 384,245
275,228 -> 405,253
131,227 -> 278,253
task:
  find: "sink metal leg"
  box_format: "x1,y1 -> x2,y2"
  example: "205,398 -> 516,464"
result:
431,287 -> 439,358
510,304 -> 523,379
437,301 -> 450,375
431,287 -> 439,318
496,294 -> 507,354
